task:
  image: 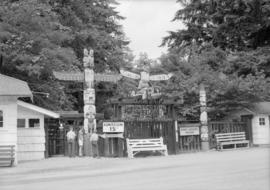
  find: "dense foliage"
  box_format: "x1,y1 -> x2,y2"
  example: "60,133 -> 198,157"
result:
0,0 -> 130,111
161,0 -> 270,120
163,0 -> 270,51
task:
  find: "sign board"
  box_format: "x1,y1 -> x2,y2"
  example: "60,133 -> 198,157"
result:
103,122 -> 124,133
180,127 -> 200,136
122,105 -> 166,120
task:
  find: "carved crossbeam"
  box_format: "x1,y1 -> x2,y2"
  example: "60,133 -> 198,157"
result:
53,71 -> 122,83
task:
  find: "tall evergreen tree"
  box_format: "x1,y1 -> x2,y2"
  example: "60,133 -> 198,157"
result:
163,0 -> 270,51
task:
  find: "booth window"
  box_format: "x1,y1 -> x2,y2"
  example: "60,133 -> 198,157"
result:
0,110 -> 3,127
29,119 -> 40,128
17,119 -> 26,128
259,118 -> 265,126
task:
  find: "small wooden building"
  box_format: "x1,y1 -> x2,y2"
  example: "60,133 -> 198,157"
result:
17,101 -> 59,161
0,74 -> 60,164
226,102 -> 270,145
0,74 -> 33,165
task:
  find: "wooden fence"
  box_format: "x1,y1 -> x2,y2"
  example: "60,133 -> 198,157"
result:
97,120 -> 249,157
177,123 -> 201,152
208,122 -> 248,149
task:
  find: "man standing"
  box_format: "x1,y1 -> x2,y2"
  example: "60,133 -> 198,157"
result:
90,130 -> 99,158
66,126 -> 76,157
78,126 -> 84,157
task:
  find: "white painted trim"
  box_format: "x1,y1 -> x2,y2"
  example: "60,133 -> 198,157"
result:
17,101 -> 59,118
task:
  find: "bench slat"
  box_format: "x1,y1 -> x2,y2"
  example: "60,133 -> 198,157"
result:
220,140 -> 249,145
0,145 -> 15,167
215,132 -> 245,135
215,132 -> 249,151
217,138 -> 246,142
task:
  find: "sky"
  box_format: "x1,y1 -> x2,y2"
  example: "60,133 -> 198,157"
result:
116,0 -> 184,59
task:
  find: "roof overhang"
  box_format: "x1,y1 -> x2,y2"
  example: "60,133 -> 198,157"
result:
17,100 -> 60,118
0,74 -> 32,98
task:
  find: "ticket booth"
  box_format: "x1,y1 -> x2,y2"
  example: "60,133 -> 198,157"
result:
98,121 -> 124,157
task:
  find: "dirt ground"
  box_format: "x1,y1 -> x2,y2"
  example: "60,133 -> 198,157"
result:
0,147 -> 269,190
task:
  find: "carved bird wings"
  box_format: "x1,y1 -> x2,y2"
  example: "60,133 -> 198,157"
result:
120,69 -> 173,81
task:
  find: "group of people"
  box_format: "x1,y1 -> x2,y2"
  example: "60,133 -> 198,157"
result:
66,126 -> 99,158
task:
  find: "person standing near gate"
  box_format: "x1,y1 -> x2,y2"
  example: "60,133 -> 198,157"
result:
67,126 -> 76,157
90,130 -> 99,158
78,126 -> 84,157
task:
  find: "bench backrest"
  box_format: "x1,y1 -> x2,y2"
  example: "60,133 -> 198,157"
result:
215,132 -> 246,143
126,137 -> 165,148
0,145 -> 15,154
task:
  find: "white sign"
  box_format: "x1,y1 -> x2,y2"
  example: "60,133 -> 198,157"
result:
103,122 -> 124,133
180,127 -> 200,136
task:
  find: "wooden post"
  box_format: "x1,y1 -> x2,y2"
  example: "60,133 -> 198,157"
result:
117,138 -> 124,157
83,48 -> 96,156
174,120 -> 179,154
83,48 -> 96,134
199,84 -> 210,151
104,137 -> 110,157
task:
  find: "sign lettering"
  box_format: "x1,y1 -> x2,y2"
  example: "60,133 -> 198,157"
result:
103,122 -> 124,133
180,127 -> 200,136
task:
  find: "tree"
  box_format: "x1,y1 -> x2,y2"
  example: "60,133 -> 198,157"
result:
0,0 -> 130,111
163,0 -> 270,51
158,44 -> 270,120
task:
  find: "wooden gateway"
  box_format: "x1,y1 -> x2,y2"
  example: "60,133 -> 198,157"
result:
97,95 -> 183,157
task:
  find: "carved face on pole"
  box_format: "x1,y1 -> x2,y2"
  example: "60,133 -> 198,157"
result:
83,48 -> 94,69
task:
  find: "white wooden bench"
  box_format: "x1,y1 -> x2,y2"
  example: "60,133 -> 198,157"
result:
126,137 -> 168,158
215,132 -> 249,150
0,145 -> 15,167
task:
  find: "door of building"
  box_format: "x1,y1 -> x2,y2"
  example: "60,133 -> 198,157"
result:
47,124 -> 66,156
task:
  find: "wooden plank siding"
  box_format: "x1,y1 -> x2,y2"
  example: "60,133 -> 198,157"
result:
177,123 -> 201,153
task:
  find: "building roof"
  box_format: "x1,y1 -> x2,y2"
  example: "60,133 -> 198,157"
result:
245,102 -> 270,115
17,101 -> 60,118
0,74 -> 32,97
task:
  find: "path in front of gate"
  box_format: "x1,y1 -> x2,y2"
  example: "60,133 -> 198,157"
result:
0,147 -> 269,190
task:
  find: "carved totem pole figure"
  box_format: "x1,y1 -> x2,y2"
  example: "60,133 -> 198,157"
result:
199,84 -> 209,150
83,48 -> 96,133
120,69 -> 173,99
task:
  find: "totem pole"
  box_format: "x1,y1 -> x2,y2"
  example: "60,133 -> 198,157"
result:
199,84 -> 210,151
120,69 -> 173,99
83,49 -> 96,134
